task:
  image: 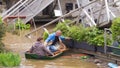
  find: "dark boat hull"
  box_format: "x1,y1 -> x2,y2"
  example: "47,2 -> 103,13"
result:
25,51 -> 63,60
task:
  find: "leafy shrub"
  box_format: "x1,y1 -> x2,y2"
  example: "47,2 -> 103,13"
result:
0,18 -> 5,52
43,31 -> 49,41
85,27 -> 112,46
0,16 -> 2,24
84,27 -> 104,46
0,24 -> 5,41
111,17 -> 120,41
0,52 -> 21,67
68,25 -> 86,42
54,21 -> 69,36
0,42 -> 5,53
15,19 -> 30,30
89,34 -> 104,46
54,20 -> 112,46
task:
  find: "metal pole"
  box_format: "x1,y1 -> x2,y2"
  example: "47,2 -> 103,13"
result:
104,28 -> 107,54
58,0 -> 63,16
97,0 -> 104,24
76,0 -> 80,7
76,0 -> 83,25
83,9 -> 96,26
109,9 -> 116,18
105,0 -> 110,22
57,0 -> 64,22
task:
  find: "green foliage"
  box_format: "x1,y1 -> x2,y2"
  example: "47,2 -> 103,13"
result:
0,18 -> 5,52
119,45 -> 120,48
68,25 -> 86,42
62,19 -> 72,24
0,23 -> 5,41
0,52 -> 21,67
111,17 -> 120,41
43,31 -> 49,41
84,27 -> 104,46
0,42 -> 5,53
54,20 -> 112,46
54,19 -> 86,42
89,34 -> 104,46
15,19 -> 30,30
6,24 -> 20,35
0,16 -> 3,24
54,21 -> 69,36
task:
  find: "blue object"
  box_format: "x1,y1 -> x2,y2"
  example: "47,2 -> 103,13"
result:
47,45 -> 57,52
108,63 -> 118,68
45,33 -> 65,43
112,41 -> 119,47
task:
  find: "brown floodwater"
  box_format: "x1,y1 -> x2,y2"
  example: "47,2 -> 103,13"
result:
2,24 -> 98,68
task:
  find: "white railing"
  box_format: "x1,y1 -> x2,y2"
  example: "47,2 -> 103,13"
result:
2,0 -> 54,24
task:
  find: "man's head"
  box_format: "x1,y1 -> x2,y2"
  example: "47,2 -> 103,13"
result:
55,30 -> 62,36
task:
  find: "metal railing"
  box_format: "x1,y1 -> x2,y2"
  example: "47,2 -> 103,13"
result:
2,0 -> 54,24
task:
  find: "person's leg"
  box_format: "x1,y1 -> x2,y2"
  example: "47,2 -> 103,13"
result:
50,45 -> 57,52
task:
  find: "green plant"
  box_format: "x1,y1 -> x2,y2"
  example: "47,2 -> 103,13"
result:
84,27 -> 112,46
15,19 -> 30,30
54,21 -> 69,36
0,52 -> 21,67
0,42 -> 5,53
0,16 -> 2,24
68,25 -> 86,42
43,31 -> 49,41
111,17 -> 120,41
0,19 -> 5,52
0,23 -> 5,41
84,27 -> 104,46
118,45 -> 120,48
89,34 -> 104,46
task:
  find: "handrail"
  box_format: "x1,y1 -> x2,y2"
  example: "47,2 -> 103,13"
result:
14,0 -> 34,16
17,0 -> 39,16
2,0 -> 23,17
24,0 -> 54,23
2,0 -> 30,20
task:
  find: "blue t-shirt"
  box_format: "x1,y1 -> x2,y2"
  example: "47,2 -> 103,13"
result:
45,33 -> 65,43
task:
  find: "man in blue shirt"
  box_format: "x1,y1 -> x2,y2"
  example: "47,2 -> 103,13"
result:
44,30 -> 68,52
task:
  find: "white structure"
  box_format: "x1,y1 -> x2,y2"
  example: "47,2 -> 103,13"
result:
2,0 -> 120,27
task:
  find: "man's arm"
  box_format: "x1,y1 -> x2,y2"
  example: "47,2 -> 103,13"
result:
60,36 -> 71,40
44,34 -> 54,46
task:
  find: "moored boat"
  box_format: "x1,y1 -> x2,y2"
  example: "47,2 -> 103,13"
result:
25,51 -> 63,60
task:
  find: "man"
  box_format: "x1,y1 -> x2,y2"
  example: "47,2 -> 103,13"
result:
44,30 -> 69,52
29,37 -> 54,56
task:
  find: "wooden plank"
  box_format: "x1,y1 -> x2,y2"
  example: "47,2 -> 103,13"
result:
6,16 -> 26,19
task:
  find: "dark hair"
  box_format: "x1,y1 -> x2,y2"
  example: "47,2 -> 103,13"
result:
37,37 -> 43,41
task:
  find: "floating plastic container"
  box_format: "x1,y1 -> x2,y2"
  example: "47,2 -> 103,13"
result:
108,63 -> 118,68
